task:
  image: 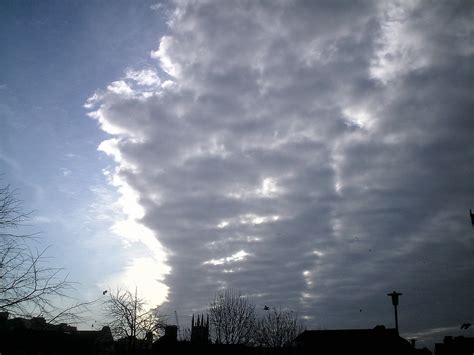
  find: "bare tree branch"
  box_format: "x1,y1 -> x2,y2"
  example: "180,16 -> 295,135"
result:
208,288 -> 257,345
0,182 -> 82,322
255,307 -> 304,347
103,287 -> 166,352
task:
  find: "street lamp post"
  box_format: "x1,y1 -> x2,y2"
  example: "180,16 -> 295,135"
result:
387,291 -> 403,334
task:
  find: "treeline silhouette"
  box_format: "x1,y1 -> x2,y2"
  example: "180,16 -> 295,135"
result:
1,182 -> 473,354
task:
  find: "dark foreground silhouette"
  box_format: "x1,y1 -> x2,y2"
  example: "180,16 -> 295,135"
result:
2,311 -> 461,355
153,323 -> 433,355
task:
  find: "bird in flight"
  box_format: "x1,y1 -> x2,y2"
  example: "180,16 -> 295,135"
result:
460,323 -> 471,330
263,305 -> 270,310
102,290 -> 108,295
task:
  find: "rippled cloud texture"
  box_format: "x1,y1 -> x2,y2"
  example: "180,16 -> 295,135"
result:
87,0 -> 473,345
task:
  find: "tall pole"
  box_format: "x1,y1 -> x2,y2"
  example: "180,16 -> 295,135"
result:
394,302 -> 399,333
387,291 -> 402,334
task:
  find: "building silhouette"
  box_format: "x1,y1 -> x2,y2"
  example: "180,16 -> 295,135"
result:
435,336 -> 474,355
0,311 -> 114,355
293,325 -> 430,355
0,310 -> 443,354
191,314 -> 209,344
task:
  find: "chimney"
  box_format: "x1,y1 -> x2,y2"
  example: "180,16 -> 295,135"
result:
164,325 -> 178,342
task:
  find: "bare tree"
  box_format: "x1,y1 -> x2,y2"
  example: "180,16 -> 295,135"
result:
103,287 -> 166,352
255,307 -> 304,347
0,183 -> 33,237
0,183 -> 79,322
208,288 -> 257,345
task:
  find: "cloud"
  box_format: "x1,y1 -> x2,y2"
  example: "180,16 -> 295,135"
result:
126,69 -> 162,87
87,0 -> 474,346
83,145 -> 170,307
150,3 -> 164,12
60,167 -> 71,177
204,250 -> 250,266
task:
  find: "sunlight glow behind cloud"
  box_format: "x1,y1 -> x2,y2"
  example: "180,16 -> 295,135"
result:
93,155 -> 170,307
85,1 -> 474,347
203,250 -> 250,266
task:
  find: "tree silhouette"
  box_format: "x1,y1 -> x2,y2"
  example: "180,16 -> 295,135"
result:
103,287 -> 166,352
0,183 -> 78,322
255,307 -> 304,347
208,288 -> 257,345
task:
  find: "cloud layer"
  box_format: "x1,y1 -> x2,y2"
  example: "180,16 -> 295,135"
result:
87,0 -> 474,346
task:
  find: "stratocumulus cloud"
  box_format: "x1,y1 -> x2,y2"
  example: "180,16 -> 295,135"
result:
87,0 -> 474,346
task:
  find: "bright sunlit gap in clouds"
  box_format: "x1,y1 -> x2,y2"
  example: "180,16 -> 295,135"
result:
70,1 -> 474,350
91,83 -> 171,307
95,143 -> 170,308
203,250 -> 250,266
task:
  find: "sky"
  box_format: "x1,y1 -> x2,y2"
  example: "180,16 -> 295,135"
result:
1,0 -> 473,350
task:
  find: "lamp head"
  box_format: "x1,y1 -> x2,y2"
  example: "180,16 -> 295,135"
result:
387,291 -> 403,306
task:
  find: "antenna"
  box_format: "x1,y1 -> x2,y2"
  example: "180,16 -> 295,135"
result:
174,310 -> 180,329
174,310 -> 181,341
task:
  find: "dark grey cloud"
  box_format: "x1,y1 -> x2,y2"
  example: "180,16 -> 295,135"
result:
87,0 -> 474,348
